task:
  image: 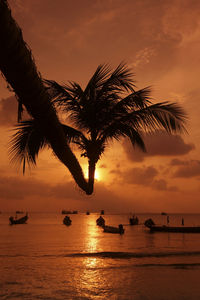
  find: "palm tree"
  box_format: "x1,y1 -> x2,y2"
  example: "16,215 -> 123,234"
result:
0,0 -> 89,194
10,63 -> 187,194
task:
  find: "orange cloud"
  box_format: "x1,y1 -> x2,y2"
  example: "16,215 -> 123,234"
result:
120,165 -> 177,192
171,159 -> 200,178
123,131 -> 194,162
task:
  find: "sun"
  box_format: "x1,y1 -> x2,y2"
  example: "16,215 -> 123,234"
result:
84,168 -> 101,181
94,169 -> 100,180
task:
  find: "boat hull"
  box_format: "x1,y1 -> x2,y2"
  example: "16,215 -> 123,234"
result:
129,217 -> 139,225
103,225 -> 124,234
149,225 -> 200,233
9,215 -> 28,225
96,217 -> 105,227
63,216 -> 72,226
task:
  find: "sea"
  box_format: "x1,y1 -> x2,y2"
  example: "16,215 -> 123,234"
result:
1,212 -> 200,300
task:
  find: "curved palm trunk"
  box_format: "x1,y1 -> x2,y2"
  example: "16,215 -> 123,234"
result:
88,159 -> 96,195
0,0 -> 92,194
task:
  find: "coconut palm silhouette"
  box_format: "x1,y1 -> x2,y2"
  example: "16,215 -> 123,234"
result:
10,63 -> 187,194
0,0 -> 89,194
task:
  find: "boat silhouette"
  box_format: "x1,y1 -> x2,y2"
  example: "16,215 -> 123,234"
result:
9,213 -> 28,225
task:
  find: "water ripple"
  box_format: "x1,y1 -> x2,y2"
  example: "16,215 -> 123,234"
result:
1,250 -> 200,259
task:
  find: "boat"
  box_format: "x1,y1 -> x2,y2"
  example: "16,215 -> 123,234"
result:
96,216 -> 105,227
161,212 -> 167,215
9,213 -> 28,225
86,211 -> 90,215
61,210 -> 78,214
144,218 -> 200,233
63,216 -> 72,226
100,210 -> 104,215
62,210 -> 71,214
129,216 -> 139,225
103,224 -> 124,234
15,210 -> 24,214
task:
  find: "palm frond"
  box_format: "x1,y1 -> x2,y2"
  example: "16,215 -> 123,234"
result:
9,120 -> 48,173
61,124 -> 87,144
44,79 -> 83,122
96,62 -> 136,100
100,122 -> 146,152
65,81 -> 84,99
142,102 -> 187,134
113,87 -> 152,112
111,102 -> 187,134
84,64 -> 111,94
44,79 -> 73,102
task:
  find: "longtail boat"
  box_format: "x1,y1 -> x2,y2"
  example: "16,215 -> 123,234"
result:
9,213 -> 28,225
103,224 -> 124,234
96,216 -> 105,227
63,216 -> 72,226
129,216 -> 139,225
144,218 -> 200,233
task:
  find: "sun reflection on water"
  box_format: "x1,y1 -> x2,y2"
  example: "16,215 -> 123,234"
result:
76,215 -> 109,297
84,216 -> 99,253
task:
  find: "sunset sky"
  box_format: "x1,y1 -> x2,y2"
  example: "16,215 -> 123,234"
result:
0,0 -> 199,213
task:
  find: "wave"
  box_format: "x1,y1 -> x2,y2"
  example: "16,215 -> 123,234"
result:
2,250 -> 200,259
135,263 -> 200,269
67,250 -> 200,259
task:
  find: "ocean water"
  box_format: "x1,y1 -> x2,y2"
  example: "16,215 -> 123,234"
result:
1,212 -> 200,300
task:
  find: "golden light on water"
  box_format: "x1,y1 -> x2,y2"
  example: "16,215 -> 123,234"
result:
80,216 -> 106,289
85,217 -> 99,253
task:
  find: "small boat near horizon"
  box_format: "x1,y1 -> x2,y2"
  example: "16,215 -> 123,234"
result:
100,210 -> 105,215
161,212 -> 167,215
86,211 -> 90,215
16,210 -> 24,214
9,213 -> 28,225
63,216 -> 72,226
144,218 -> 200,233
61,210 -> 78,214
129,216 -> 139,225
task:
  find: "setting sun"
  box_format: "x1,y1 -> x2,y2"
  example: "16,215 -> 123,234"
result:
85,168 -> 100,181
94,169 -> 100,180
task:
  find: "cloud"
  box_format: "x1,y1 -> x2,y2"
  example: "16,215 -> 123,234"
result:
172,159 -> 200,178
121,165 -> 177,191
0,175 -> 51,200
123,131 -> 194,162
0,173 -> 125,212
162,0 -> 200,47
152,179 -> 178,192
170,158 -> 186,166
123,166 -> 158,185
131,47 -> 156,69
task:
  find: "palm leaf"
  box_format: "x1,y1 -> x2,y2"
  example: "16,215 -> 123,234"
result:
9,120 -> 48,173
84,64 -> 111,95
113,87 -> 152,111
96,62 -> 136,100
146,102 -> 187,133
61,124 -> 87,144
100,122 -> 146,152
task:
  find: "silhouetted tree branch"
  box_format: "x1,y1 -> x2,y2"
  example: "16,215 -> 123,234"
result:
0,0 -> 90,194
